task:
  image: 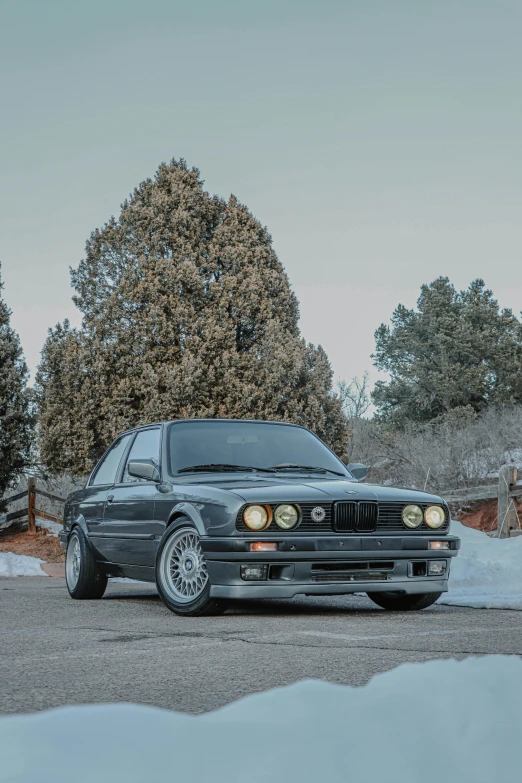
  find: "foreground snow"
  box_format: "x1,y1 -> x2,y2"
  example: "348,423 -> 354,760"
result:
440,520 -> 522,609
0,656 -> 520,783
0,552 -> 46,577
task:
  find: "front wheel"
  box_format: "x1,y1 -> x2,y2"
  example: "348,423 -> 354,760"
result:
156,523 -> 227,616
65,527 -> 108,599
367,591 -> 442,611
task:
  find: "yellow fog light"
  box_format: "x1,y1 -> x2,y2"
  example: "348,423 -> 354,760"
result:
243,505 -> 271,531
425,505 -> 446,529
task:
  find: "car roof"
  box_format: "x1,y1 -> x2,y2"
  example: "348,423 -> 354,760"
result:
118,418 -> 307,438
166,418 -> 305,427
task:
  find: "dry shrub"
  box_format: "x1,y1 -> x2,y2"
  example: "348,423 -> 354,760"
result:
348,405 -> 522,493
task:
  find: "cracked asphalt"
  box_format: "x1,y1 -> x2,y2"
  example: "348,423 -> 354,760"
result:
2,577 -> 522,715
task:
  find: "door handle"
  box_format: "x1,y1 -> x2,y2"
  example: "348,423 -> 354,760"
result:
106,494 -> 114,504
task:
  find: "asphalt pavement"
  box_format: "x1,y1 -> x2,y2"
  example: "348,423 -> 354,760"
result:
2,577 -> 522,715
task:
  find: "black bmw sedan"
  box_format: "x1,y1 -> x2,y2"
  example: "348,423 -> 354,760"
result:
60,419 -> 460,616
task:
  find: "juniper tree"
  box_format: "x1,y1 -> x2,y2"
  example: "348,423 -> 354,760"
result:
35,321 -> 105,475
372,277 -> 522,425
37,159 -> 347,473
0,266 -> 33,495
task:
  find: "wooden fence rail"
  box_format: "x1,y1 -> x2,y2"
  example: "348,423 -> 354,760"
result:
2,478 -> 66,534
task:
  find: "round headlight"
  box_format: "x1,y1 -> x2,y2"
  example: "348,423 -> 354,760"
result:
243,505 -> 271,531
424,505 -> 445,529
402,504 -> 423,528
274,504 -> 299,530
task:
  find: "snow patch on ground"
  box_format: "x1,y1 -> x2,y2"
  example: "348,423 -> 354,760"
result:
0,656 -> 520,783
441,520 -> 522,609
0,552 -> 47,577
35,516 -> 62,537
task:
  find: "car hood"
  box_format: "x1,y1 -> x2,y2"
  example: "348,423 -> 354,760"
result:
182,475 -> 444,505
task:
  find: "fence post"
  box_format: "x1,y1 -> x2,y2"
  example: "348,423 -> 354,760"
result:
27,477 -> 36,534
497,464 -> 518,538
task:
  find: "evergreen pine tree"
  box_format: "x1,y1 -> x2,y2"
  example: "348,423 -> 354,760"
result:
37,160 -> 347,473
372,277 -> 522,425
0,266 -> 33,495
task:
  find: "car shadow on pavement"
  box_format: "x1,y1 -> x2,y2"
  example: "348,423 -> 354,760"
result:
100,592 -> 379,614
227,600 -> 385,616
102,592 -> 160,602
100,587 -> 452,616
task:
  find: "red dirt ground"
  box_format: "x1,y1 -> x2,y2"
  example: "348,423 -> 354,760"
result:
457,498 -> 522,533
0,530 -> 65,563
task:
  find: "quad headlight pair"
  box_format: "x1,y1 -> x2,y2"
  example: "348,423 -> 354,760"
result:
403,504 -> 446,529
243,502 -> 445,531
243,504 -> 299,531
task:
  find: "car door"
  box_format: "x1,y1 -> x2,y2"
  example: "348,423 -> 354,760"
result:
81,433 -> 134,556
97,426 -> 163,568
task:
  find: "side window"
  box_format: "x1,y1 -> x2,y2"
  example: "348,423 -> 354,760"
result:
91,434 -> 132,487
122,428 -> 161,483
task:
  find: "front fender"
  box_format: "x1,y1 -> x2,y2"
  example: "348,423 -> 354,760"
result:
163,502 -> 207,538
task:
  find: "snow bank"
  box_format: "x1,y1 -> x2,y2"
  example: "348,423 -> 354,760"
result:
441,520 -> 522,609
0,552 -> 47,577
0,656 -> 520,783
36,516 -> 62,537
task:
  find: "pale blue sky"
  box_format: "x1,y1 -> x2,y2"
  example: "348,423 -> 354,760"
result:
1,0 -> 521,387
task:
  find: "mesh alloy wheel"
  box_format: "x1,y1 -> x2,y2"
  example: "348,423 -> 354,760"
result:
65,531 -> 81,590
159,527 -> 209,603
65,527 -> 107,600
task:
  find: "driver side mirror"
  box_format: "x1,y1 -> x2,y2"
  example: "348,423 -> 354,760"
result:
346,463 -> 367,481
127,459 -> 160,482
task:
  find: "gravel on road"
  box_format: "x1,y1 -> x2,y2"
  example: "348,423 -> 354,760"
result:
2,577 -> 522,715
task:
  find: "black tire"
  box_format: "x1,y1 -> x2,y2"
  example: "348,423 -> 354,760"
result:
156,521 -> 227,617
367,591 -> 442,611
65,527 -> 108,599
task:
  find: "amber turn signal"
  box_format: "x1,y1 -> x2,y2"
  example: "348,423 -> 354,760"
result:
429,540 -> 450,550
250,542 -> 278,552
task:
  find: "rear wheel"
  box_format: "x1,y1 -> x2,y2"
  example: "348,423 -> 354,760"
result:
156,522 -> 227,617
367,591 -> 442,611
65,527 -> 107,599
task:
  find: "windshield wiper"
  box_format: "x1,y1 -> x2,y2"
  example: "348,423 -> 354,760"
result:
268,464 -> 345,477
178,463 -> 345,476
178,464 -> 275,474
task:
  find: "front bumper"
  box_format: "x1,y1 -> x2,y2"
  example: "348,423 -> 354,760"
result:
202,534 -> 460,599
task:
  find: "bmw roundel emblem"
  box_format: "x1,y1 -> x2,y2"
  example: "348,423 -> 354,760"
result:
311,506 -> 326,522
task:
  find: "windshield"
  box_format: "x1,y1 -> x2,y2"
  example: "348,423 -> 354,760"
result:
167,420 -> 350,477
